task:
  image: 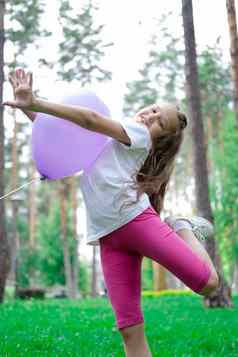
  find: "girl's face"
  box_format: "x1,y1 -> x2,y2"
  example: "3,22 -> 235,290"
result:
135,103 -> 179,141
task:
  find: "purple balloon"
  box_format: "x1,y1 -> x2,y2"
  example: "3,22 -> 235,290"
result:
31,90 -> 112,180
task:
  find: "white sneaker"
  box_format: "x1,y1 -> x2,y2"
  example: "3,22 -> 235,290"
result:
164,216 -> 214,242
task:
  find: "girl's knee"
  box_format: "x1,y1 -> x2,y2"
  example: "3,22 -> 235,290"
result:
199,271 -> 219,296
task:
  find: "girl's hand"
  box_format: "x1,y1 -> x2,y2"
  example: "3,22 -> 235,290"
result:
3,68 -> 36,109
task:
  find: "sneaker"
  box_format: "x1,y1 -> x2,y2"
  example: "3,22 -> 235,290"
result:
164,216 -> 214,242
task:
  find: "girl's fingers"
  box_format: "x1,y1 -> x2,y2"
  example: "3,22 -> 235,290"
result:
18,68 -> 29,85
8,73 -> 18,88
16,68 -> 23,84
15,68 -> 20,79
18,68 -> 22,78
15,69 -> 20,84
21,69 -> 27,81
2,101 -> 18,108
28,72 -> 33,88
19,69 -> 24,83
8,68 -> 32,88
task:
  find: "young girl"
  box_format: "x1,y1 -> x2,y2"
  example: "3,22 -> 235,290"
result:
5,68 -> 219,357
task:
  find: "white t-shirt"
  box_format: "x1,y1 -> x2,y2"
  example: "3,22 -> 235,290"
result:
79,117 -> 153,246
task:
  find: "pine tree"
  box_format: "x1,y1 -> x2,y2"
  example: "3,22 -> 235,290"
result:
4,0 -> 51,297
182,0 -> 233,308
123,14 -> 184,117
56,0 -> 113,298
0,0 -> 10,304
226,0 -> 238,128
57,0 -> 112,85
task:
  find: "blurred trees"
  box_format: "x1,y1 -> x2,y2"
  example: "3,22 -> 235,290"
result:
56,0 -> 113,298
57,0 -> 112,85
182,0 -> 232,307
4,0 -> 51,299
226,0 -> 238,127
211,113 -> 238,291
3,0 -> 112,300
2,1 -> 238,301
0,0 -> 10,303
124,5 -> 236,302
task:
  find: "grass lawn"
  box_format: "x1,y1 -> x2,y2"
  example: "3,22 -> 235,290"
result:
0,295 -> 237,356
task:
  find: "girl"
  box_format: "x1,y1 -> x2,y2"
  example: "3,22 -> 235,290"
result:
5,68 -> 219,357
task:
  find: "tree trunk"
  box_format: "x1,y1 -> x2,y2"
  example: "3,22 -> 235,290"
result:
9,112 -> 19,292
182,0 -> 233,308
70,176 -> 79,298
28,163 -> 37,286
167,271 -> 186,290
158,265 -> 167,290
232,263 -> 238,293
91,246 -> 98,297
59,181 -> 74,299
152,261 -> 167,291
28,164 -> 37,251
152,261 -> 159,291
12,199 -> 20,299
226,0 -> 238,127
0,0 -> 10,303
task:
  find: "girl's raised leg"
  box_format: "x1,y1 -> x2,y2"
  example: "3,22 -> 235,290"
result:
174,228 -> 219,295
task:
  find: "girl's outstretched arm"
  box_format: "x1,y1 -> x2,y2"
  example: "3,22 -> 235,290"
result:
3,68 -> 131,144
30,97 -> 98,129
3,68 -> 102,129
31,98 -> 131,145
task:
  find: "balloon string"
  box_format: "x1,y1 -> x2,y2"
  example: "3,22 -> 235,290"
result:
0,175 -> 47,201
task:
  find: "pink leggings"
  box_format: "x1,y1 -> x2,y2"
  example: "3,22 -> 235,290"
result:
99,206 -> 211,330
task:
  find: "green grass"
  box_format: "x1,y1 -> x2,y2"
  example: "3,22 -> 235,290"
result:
0,295 -> 237,356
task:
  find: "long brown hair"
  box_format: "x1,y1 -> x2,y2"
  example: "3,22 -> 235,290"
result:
119,110 -> 188,215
